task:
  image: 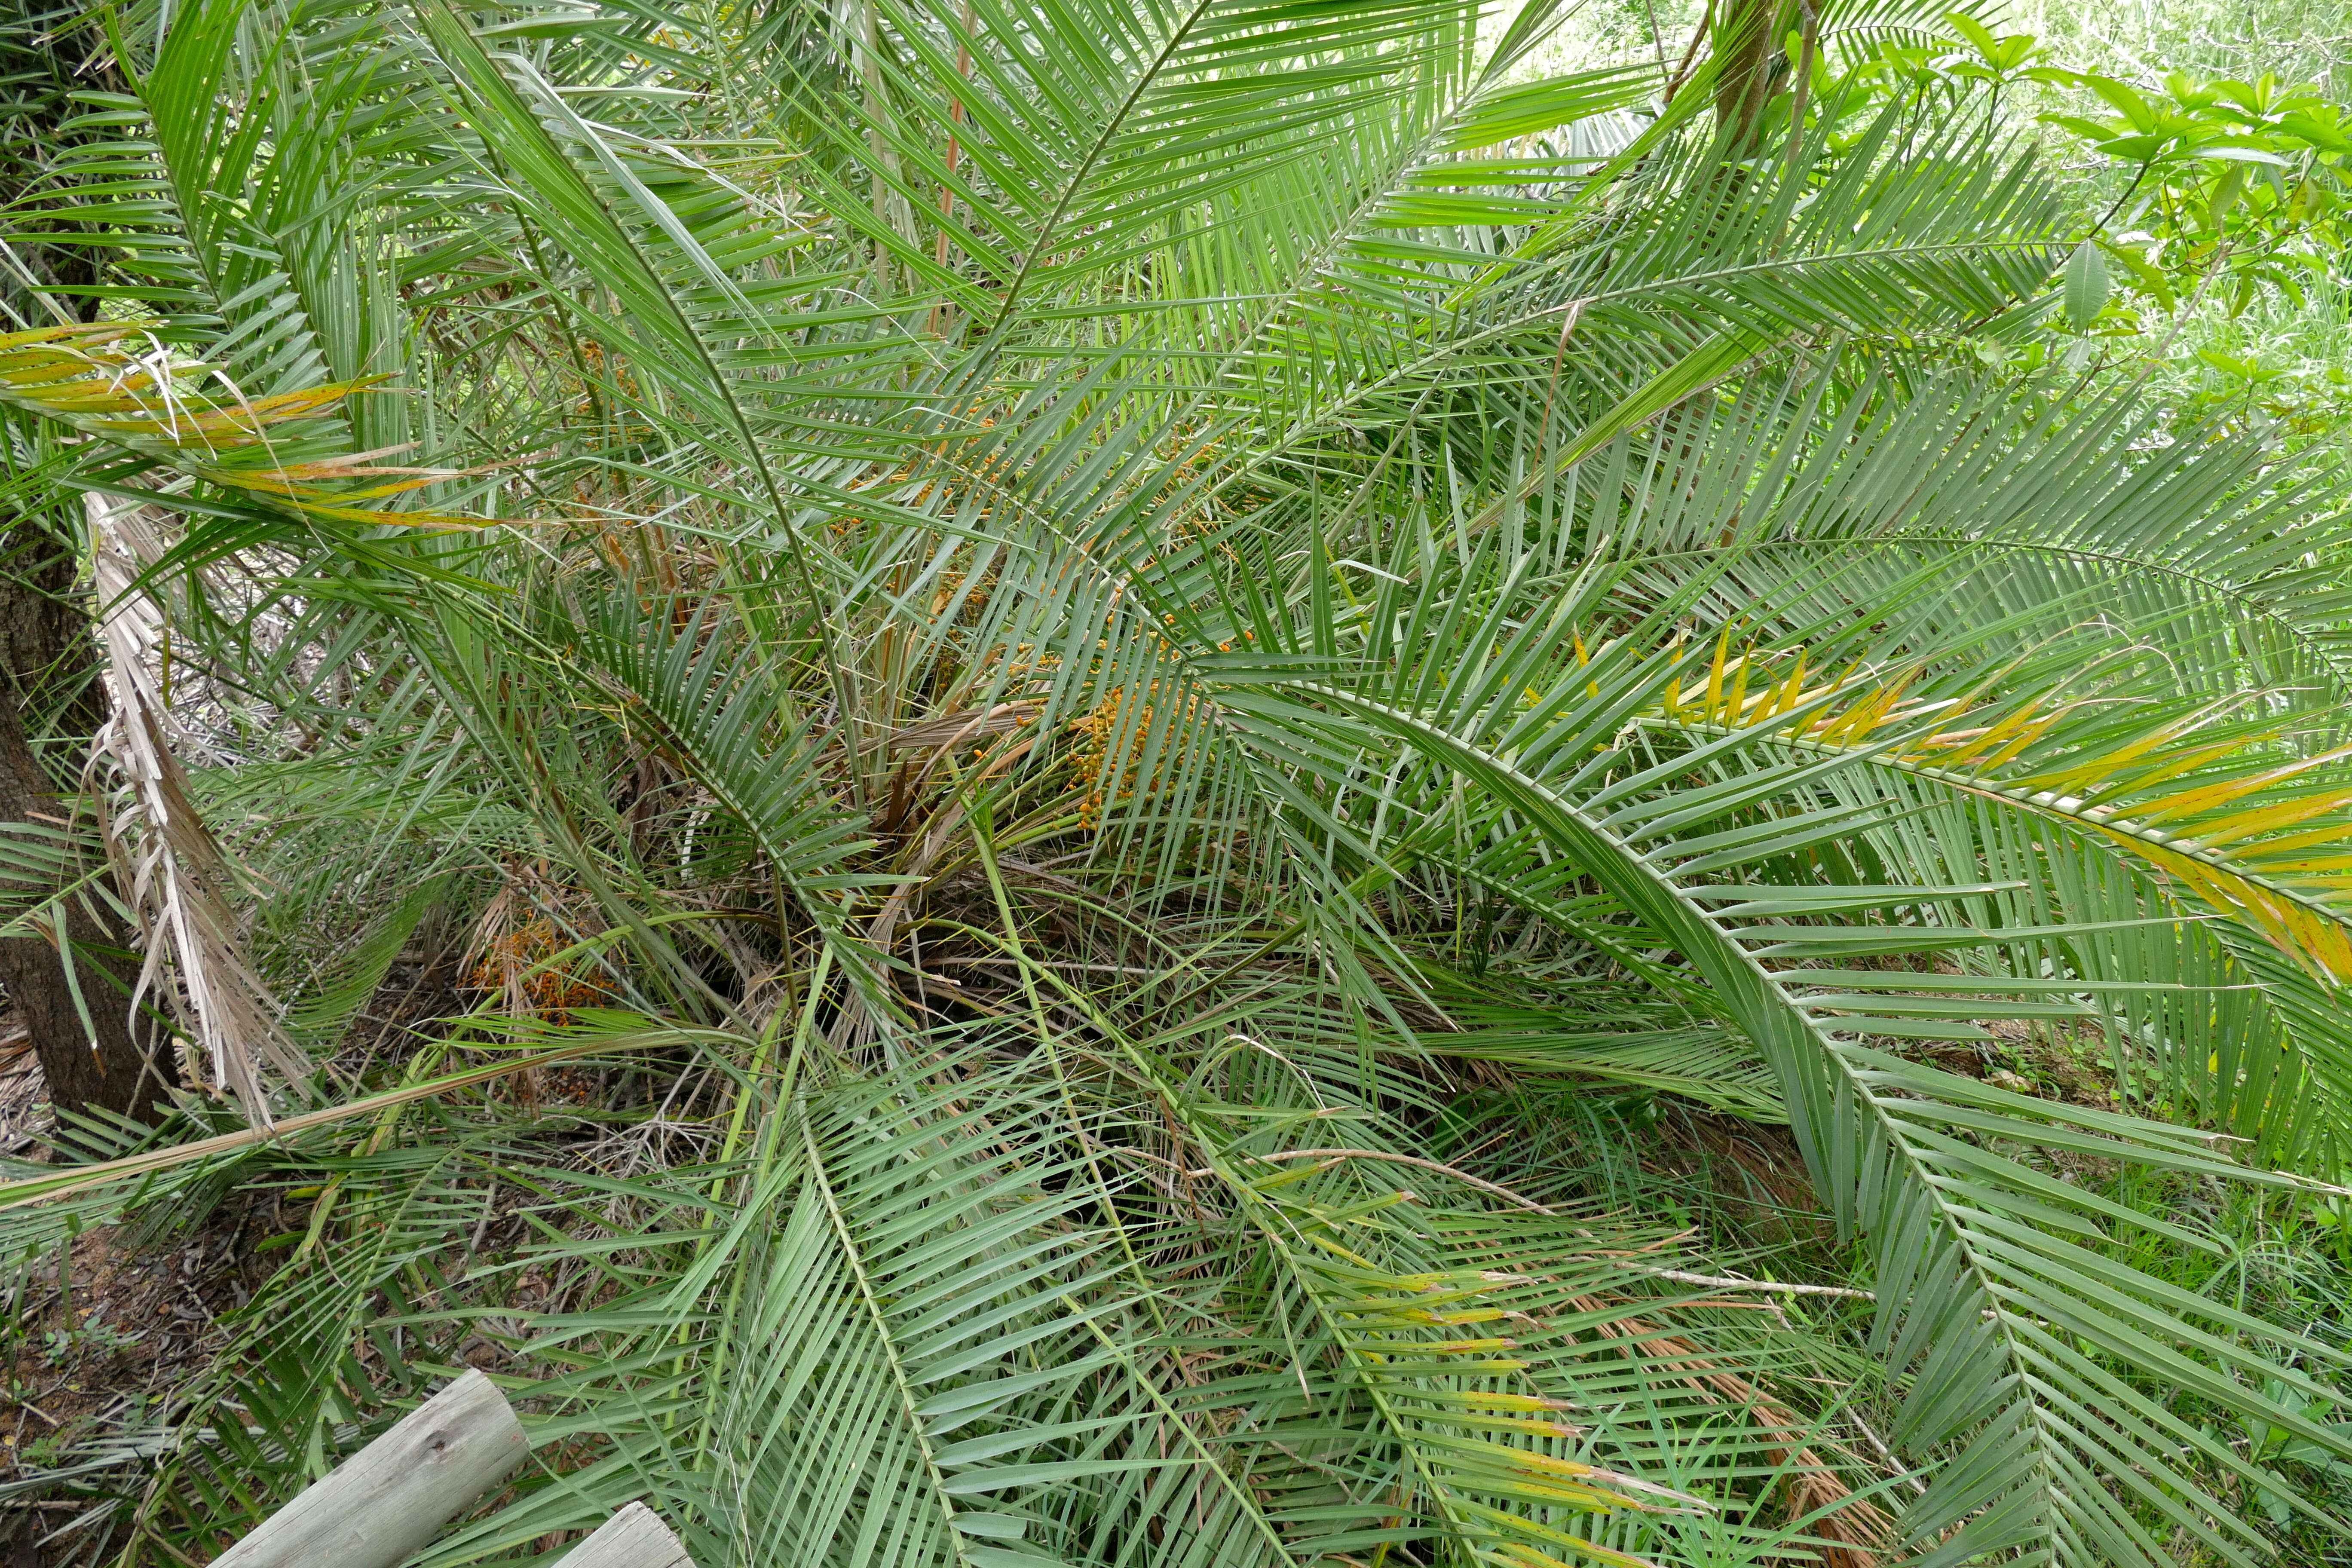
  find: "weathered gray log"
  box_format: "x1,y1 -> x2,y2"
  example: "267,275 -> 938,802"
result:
212,1370 -> 527,1568
561,1502 -> 697,1568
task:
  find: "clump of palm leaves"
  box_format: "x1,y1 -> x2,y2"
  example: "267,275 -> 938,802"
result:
0,0 -> 2350,1564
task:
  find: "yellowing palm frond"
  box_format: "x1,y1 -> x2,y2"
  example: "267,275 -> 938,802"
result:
1648,652 -> 2352,983
0,325 -> 488,531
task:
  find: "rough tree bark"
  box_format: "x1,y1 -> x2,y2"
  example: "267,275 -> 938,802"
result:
1712,0 -> 1791,152
0,4 -> 181,1124
0,525 -> 180,1123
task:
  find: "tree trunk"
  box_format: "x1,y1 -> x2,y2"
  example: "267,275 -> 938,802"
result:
1712,0 -> 1787,153
0,524 -> 178,1124
0,2 -> 179,1125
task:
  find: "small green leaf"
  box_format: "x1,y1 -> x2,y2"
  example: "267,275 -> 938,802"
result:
1942,12 -> 1999,58
2209,163 -> 2248,230
2083,74 -> 2159,130
2093,132 -> 2177,161
2063,239 -> 2110,329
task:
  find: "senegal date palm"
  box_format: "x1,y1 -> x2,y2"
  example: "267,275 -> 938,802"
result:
0,0 -> 2348,1564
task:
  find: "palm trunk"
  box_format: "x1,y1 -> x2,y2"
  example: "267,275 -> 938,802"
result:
1711,0 -> 1786,152
0,0 -> 180,1125
0,524 -> 178,1124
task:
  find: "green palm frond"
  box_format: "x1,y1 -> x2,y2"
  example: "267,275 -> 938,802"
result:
0,0 -> 2346,1564
1218,633 -> 2352,1567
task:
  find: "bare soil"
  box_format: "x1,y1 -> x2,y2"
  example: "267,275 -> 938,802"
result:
0,1034 -> 265,1568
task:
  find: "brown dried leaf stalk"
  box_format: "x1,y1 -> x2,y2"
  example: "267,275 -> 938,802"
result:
82,497 -> 307,1124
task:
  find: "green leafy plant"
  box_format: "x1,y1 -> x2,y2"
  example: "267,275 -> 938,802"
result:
2032,64 -> 2351,312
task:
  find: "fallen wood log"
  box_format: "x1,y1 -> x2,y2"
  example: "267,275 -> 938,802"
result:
561,1501 -> 698,1568
210,1370 -> 527,1568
